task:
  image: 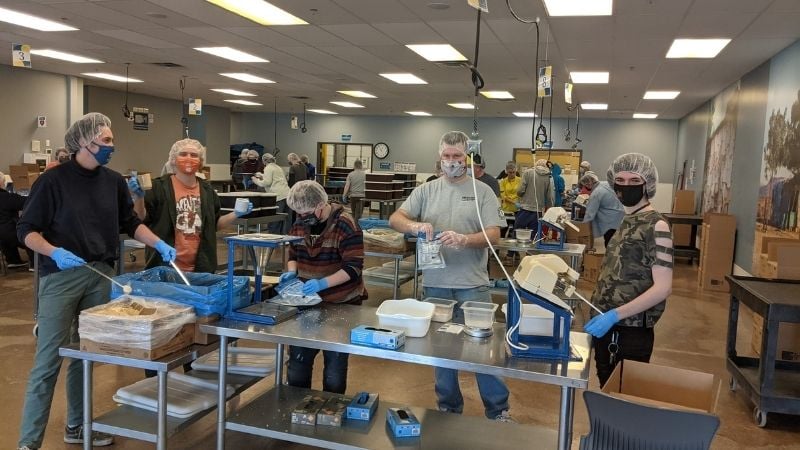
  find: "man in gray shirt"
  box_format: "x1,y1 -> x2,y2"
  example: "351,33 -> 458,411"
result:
471,153 -> 500,197
389,131 -> 514,423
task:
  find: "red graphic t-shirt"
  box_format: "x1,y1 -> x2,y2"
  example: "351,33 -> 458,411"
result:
170,176 -> 202,272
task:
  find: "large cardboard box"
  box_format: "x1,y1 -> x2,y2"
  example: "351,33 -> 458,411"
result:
193,314 -> 220,345
582,252 -> 604,283
601,360 -> 718,413
698,213 -> 736,292
751,315 -> 800,362
80,323 -> 194,360
566,222 -> 592,242
672,190 -> 695,247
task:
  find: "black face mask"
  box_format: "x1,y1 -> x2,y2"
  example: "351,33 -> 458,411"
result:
614,183 -> 646,207
58,156 -> 70,163
298,211 -> 320,227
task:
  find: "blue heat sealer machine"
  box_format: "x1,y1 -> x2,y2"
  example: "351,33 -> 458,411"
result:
224,233 -> 304,325
535,207 -> 579,250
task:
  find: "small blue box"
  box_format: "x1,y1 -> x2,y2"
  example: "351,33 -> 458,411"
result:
350,325 -> 405,350
386,408 -> 421,437
346,392 -> 379,421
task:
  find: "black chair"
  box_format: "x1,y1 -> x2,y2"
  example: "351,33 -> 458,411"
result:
580,390 -> 720,450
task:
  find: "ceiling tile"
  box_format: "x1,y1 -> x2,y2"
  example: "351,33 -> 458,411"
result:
321,24 -> 396,46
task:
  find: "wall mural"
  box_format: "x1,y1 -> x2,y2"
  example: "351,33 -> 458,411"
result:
702,82 -> 740,214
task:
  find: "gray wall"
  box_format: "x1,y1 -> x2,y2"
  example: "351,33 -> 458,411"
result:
85,86 -> 231,175
674,102 -> 710,208
0,65 -> 76,172
231,113 -> 679,183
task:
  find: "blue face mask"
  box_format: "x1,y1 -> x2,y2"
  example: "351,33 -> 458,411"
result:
89,141 -> 115,165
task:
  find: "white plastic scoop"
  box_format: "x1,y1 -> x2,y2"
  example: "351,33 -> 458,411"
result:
83,263 -> 132,294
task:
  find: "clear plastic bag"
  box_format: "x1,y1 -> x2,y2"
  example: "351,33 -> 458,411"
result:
417,237 -> 446,270
273,279 -> 323,306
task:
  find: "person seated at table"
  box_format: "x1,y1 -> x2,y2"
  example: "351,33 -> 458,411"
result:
280,180 -> 367,394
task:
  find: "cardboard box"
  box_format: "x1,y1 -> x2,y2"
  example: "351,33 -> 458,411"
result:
80,323 -> 194,360
776,246 -> 800,279
601,360 -> 718,413
672,190 -> 695,247
582,252 -> 604,283
316,396 -> 351,427
193,314 -> 220,345
291,395 -> 326,425
751,315 -> 800,361
698,213 -> 736,292
566,221 -> 592,242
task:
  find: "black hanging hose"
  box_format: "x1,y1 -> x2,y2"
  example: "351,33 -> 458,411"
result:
470,9 -> 485,139
179,76 -> 189,138
273,97 -> 279,154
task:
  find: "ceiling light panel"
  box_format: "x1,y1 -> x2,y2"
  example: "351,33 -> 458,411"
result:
337,90 -> 376,98
308,109 -> 338,114
481,91 -> 515,100
380,73 -> 428,85
31,49 -> 102,63
570,72 -> 609,84
206,0 -> 308,25
0,6 -> 78,31
448,103 -> 475,110
543,0 -> 612,16
330,101 -> 364,108
195,47 -> 268,62
405,111 -> 431,116
406,44 -> 467,62
513,112 -> 537,117
633,113 -> 658,119
211,88 -> 256,96
581,103 -> 608,110
219,73 -> 275,83
225,99 -> 262,106
666,39 -> 731,58
81,73 -> 142,82
643,91 -> 680,100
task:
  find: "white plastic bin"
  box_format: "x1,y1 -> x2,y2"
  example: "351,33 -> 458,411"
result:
423,298 -> 458,322
460,301 -> 498,329
501,303 -> 555,336
375,299 -> 435,337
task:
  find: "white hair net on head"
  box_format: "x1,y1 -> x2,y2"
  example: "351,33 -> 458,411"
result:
0,171 -> 6,189
64,112 -> 111,154
168,138 -> 206,168
240,149 -> 249,158
247,150 -> 259,159
607,152 -> 659,198
262,152 -> 275,163
287,152 -> 300,164
438,131 -> 469,156
286,180 -> 328,214
580,171 -> 599,186
580,161 -> 591,170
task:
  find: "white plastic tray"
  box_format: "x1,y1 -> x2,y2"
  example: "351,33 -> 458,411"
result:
501,303 -> 555,336
114,372 -> 234,419
376,299 -> 435,337
191,347 -> 276,377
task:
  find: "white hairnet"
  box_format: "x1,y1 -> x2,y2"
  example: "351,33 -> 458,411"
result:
438,131 -> 468,156
287,152 -> 300,164
262,152 -> 275,163
580,161 -> 591,170
286,180 -> 328,214
580,172 -> 599,187
168,138 -> 206,168
64,112 -> 111,154
535,159 -> 548,168
607,152 -> 659,198
240,149 -> 249,158
247,150 -> 259,159
0,171 -> 6,189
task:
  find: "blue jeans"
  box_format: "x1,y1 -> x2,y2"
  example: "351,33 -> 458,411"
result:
423,286 -> 510,419
19,263 -> 113,449
287,346 -> 349,394
514,209 -> 540,235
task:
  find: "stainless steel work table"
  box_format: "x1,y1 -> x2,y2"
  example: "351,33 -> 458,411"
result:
364,247 -> 419,299
202,303 -> 591,450
494,240 -> 586,272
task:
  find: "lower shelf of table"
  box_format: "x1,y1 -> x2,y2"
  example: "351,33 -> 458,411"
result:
727,357 -> 800,414
364,274 -> 415,289
226,384 -> 556,450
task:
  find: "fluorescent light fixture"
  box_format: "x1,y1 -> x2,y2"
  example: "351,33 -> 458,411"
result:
380,73 -> 428,85
481,91 -> 515,100
308,109 -> 338,115
543,0 -> 612,16
666,39 -> 730,59
513,112 -> 537,118
210,88 -> 256,96
81,72 -> 142,83
643,90 -> 680,100
30,49 -> 102,63
0,6 -> 78,31
406,44 -> 467,62
224,99 -> 262,106
405,111 -> 431,116
448,103 -> 475,110
581,103 -> 608,110
633,113 -> 658,119
219,73 -> 275,83
195,47 -> 267,63
330,101 -> 364,108
206,0 -> 307,25
570,71 -> 609,84
337,90 -> 376,98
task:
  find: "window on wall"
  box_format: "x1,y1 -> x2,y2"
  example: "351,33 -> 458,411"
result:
318,142 -> 372,174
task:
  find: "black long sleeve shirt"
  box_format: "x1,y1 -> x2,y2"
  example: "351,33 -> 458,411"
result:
17,159 -> 143,276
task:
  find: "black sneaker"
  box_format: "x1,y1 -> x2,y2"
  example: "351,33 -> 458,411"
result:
64,425 -> 114,446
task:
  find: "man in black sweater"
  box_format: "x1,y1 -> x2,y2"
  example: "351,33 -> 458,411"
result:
16,112 -> 177,450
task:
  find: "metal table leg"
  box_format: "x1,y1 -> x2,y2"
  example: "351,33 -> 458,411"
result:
216,336 -> 229,450
558,386 -> 575,450
392,257 -> 400,299
82,360 -> 92,450
413,249 -> 419,299
275,344 -> 285,386
157,370 -> 168,450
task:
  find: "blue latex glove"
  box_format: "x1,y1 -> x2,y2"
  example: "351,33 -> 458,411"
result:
341,195 -> 348,204
154,240 -> 177,263
584,309 -> 619,338
127,173 -> 144,199
514,201 -> 521,209
278,271 -> 297,285
234,201 -> 254,218
51,247 -> 86,270
302,278 -> 328,295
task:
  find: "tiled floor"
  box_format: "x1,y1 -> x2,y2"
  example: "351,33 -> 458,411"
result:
2,250 -> 799,449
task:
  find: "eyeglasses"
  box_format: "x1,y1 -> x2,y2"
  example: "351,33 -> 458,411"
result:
178,151 -> 200,158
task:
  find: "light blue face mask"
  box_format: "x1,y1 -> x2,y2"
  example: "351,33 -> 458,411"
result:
89,141 -> 115,165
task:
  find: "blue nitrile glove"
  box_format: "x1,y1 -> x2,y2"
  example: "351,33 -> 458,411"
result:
51,247 -> 86,270
514,202 -> 521,209
584,309 -> 619,338
127,173 -> 144,199
154,240 -> 177,263
302,278 -> 328,295
278,271 -> 297,285
235,200 -> 254,218
341,195 -> 348,204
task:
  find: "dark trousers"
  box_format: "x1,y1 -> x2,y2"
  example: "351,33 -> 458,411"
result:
603,229 -> 616,248
349,196 -> 364,222
0,226 -> 33,265
514,209 -> 540,235
287,346 -> 349,394
592,325 -> 655,387
268,199 -> 288,234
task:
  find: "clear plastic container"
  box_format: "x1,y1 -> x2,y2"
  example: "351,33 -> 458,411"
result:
515,228 -> 532,241
460,301 -> 498,329
375,299 -> 435,337
423,297 -> 458,322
